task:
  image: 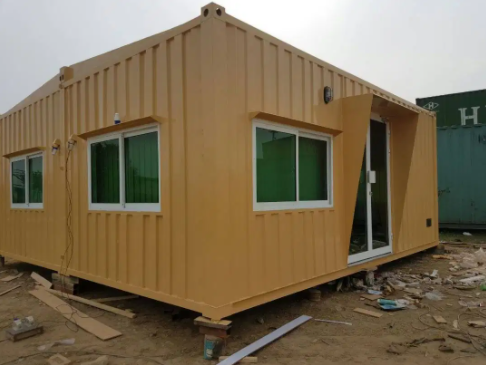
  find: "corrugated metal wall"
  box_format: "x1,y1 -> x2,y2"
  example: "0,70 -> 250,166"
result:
0,91 -> 65,269
437,125 -> 486,227
209,15 -> 438,308
62,23 -> 214,308
417,89 -> 486,127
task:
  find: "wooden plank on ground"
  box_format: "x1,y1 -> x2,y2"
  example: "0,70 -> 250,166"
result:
0,285 -> 21,296
1,273 -> 23,282
353,308 -> 383,318
94,295 -> 139,303
361,294 -> 383,301
31,272 -> 52,289
29,289 -> 122,340
433,315 -> 447,324
459,275 -> 485,284
43,288 -> 136,319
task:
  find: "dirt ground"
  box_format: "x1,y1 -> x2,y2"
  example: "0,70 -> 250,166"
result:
1,231 -> 485,365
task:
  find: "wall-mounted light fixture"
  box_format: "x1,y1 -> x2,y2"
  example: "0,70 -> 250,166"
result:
67,135 -> 78,151
324,86 -> 333,104
51,139 -> 61,155
114,113 -> 121,125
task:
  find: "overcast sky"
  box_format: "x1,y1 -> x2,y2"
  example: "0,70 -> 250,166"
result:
1,0 -> 485,113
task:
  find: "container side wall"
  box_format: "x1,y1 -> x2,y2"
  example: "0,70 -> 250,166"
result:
417,90 -> 486,127
437,125 -> 486,226
209,16 -> 438,311
0,91 -> 65,269
63,23 -> 213,307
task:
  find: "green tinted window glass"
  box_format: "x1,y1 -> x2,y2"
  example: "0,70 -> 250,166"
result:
91,139 -> 120,203
29,156 -> 43,203
299,137 -> 328,201
11,160 -> 26,204
256,127 -> 296,202
124,132 -> 159,203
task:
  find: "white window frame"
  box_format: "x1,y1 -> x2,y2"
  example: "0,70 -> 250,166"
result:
253,119 -> 333,211
87,124 -> 161,212
10,152 -> 44,209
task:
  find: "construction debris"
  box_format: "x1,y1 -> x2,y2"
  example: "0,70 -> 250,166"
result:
361,293 -> 383,301
448,334 -> 472,344
433,255 -> 452,260
29,289 -> 122,340
353,308 -> 383,318
0,285 -> 21,296
468,320 -> 486,328
80,355 -> 109,365
217,315 -> 311,365
433,315 -> 447,324
425,291 -> 444,301
5,316 -> 43,342
459,275 -> 485,284
38,338 -> 75,351
1,272 -> 23,282
44,288 -> 136,319
47,354 -> 71,365
377,299 -> 408,311
314,319 -> 352,326
438,344 -> 454,353
31,272 -> 52,289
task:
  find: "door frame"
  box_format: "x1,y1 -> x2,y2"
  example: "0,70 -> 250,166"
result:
348,115 -> 393,264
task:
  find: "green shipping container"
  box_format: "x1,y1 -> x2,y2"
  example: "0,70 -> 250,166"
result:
436,124 -> 486,228
417,89 -> 486,127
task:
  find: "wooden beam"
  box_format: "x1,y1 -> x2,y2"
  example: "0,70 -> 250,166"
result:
43,288 -> 136,319
0,285 -> 21,296
93,295 -> 139,303
29,289 -> 121,340
31,272 -> 52,289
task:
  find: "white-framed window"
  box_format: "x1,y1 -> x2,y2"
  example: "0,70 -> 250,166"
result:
10,152 -> 44,209
253,119 -> 333,211
88,124 -> 161,212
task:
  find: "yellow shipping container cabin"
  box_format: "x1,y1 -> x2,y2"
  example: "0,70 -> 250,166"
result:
0,3 -> 438,320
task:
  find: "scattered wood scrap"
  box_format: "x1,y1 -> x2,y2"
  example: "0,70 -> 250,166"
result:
448,333 -> 472,344
468,320 -> 486,328
29,289 -> 122,341
432,255 -> 452,260
433,315 -> 447,324
459,275 -> 485,284
361,293 -> 383,301
94,295 -> 139,303
43,288 -> 136,319
219,356 -> 257,363
353,308 -> 383,318
1,272 -> 23,282
31,272 -> 52,289
47,354 -> 71,365
0,285 -> 21,297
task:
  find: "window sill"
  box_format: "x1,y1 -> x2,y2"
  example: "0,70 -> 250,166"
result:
89,203 -> 161,213
77,115 -> 165,140
253,202 -> 334,212
249,111 -> 342,135
10,208 -> 45,212
3,146 -> 45,159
